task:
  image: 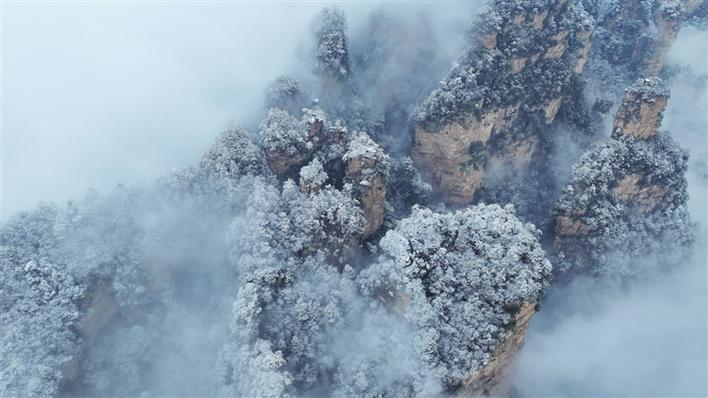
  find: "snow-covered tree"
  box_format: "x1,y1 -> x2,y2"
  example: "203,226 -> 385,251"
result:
216,176 -> 367,395
359,204 -> 551,389
415,0 -> 594,131
5,2 -> 700,396
299,158 -> 328,194
554,132 -> 693,276
386,157 -> 432,219
1,206 -> 84,398
200,126 -> 270,183
0,186 -> 152,397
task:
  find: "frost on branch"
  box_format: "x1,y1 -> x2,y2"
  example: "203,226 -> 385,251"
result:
359,204 -> 551,390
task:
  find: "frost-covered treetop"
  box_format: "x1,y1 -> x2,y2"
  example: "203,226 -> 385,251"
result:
315,6 -> 347,43
314,6 -> 350,78
260,108 -> 310,154
360,204 -> 551,388
0,185 -> 180,397
229,178 -> 364,265
216,178 -> 366,396
377,204 -> 551,307
266,76 -> 301,101
657,0 -> 685,20
200,127 -> 268,180
1,206 -> 85,398
476,0 -> 564,33
304,106 -> 328,126
342,131 -> 389,165
299,158 -> 328,187
556,132 -> 688,213
623,77 -> 669,102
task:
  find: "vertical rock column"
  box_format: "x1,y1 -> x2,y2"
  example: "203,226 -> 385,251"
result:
412,0 -> 594,205
642,2 -> 683,76
457,301 -> 538,396
641,0 -> 706,76
553,77 -> 692,274
343,132 -> 388,238
612,77 -> 669,139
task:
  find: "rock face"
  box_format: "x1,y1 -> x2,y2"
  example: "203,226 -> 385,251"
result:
642,2 -> 683,75
343,132 -> 389,238
60,278 -> 118,390
457,302 -> 537,396
413,0 -> 593,205
590,0 -> 705,77
612,78 -> 669,139
259,105 -> 388,239
261,109 -> 325,177
554,77 -> 693,275
643,0 -> 707,76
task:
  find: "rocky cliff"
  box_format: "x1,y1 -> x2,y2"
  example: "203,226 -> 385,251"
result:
406,0 -> 703,391
413,0 -> 593,205
457,301 -> 537,396
401,0 -> 596,391
611,78 -> 669,139
259,105 -> 388,239
589,0 -> 705,77
554,77 -> 693,275
343,132 -> 388,238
